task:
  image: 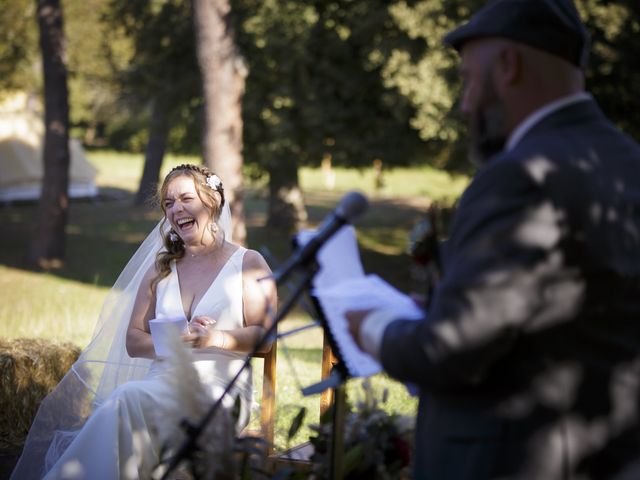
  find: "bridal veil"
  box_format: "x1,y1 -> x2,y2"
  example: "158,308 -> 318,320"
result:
11,202 -> 233,479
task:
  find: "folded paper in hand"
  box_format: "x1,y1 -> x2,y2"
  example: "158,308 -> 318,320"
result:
297,226 -> 423,378
149,317 -> 188,357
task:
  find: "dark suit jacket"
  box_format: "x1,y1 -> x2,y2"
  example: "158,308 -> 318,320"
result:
380,99 -> 640,479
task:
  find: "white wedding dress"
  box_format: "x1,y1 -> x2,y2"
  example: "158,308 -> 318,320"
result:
43,247 -> 252,480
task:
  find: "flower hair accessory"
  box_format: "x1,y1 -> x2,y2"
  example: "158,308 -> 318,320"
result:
206,174 -> 222,191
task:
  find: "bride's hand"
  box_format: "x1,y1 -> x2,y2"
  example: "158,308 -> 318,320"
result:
191,316 -> 216,330
182,316 -> 216,348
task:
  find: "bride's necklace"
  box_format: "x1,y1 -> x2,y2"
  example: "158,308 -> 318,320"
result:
189,250 -> 213,258
188,247 -> 217,258
186,239 -> 224,258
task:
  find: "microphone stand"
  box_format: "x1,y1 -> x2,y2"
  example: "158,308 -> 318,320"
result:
160,263 -> 319,480
299,295 -> 349,480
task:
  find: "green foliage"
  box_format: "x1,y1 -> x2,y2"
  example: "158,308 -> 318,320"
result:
236,0 -> 427,173
380,0 -> 483,171
0,0 -> 38,94
235,0 -> 317,171
299,164 -> 468,205
102,0 -> 202,151
577,0 -> 640,140
384,0 -> 464,143
0,0 -> 134,145
2,1 -> 639,171
63,0 -> 131,140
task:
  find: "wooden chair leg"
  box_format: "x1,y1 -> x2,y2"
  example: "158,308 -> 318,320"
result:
320,334 -> 338,418
260,343 -> 277,455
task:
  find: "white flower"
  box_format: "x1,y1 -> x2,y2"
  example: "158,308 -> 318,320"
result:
206,174 -> 222,190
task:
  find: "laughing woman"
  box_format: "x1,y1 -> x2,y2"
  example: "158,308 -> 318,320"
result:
12,165 -> 277,479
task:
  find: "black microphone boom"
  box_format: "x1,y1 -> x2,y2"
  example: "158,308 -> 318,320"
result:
273,191 -> 369,285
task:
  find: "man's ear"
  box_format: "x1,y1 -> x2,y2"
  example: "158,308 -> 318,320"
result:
495,45 -> 520,86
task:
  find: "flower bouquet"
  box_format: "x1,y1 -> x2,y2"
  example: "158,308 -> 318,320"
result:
307,379 -> 414,480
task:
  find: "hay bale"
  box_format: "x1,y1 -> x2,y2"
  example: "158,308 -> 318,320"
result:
0,338 -> 80,449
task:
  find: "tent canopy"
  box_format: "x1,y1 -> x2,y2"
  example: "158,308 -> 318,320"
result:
0,93 -> 98,202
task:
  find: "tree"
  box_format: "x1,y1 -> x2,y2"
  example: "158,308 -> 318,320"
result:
298,0 -> 425,169
105,0 -> 201,205
237,0 -> 427,229
577,0 -> 640,141
192,0 -> 247,244
0,0 -> 39,97
29,0 -> 71,268
383,0 -> 640,168
0,0 -> 38,95
63,0 -> 132,146
235,0 -> 315,230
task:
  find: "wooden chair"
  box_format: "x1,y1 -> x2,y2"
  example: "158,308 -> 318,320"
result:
319,334 -> 339,417
245,330 -> 337,468
252,247 -> 338,463
264,333 -> 338,475
250,341 -> 277,455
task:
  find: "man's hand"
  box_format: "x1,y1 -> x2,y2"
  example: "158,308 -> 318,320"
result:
345,309 -> 373,349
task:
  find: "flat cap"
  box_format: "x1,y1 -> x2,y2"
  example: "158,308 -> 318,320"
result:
443,0 -> 590,69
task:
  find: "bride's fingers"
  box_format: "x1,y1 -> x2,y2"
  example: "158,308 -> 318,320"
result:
191,316 -> 216,327
181,332 -> 197,346
186,321 -> 208,335
181,327 -> 211,348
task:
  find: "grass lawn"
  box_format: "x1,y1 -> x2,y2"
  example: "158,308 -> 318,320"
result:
0,151 -> 468,451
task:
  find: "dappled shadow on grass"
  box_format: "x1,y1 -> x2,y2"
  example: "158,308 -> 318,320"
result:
0,196 -> 161,287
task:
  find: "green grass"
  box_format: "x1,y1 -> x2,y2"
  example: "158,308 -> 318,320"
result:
0,265 -> 108,346
300,165 -> 468,205
0,151 -> 468,451
88,150 -> 468,205
88,150 -> 201,193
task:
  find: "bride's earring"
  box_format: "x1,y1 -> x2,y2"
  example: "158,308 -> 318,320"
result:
169,230 -> 179,243
210,222 -> 219,234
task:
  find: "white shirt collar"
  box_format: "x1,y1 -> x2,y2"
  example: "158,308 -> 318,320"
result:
506,91 -> 592,150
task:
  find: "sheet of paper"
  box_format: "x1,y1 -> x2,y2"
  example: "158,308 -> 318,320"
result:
296,226 -> 365,289
296,226 -> 423,378
314,274 -> 424,377
149,317 -> 188,357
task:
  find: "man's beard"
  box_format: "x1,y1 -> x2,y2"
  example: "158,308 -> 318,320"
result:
468,79 -> 508,167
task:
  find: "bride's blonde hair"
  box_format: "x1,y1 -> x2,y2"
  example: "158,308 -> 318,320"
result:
152,164 -> 226,289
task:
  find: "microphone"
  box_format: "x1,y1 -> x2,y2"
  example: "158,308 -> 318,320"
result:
273,191 -> 369,284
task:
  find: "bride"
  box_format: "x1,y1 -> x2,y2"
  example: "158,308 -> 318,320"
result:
12,164 -> 277,479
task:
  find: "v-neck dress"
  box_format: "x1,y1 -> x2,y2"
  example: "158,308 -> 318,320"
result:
43,247 -> 252,480
153,247 -> 252,405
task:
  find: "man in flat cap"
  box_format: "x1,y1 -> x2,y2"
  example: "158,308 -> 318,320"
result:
348,0 -> 640,478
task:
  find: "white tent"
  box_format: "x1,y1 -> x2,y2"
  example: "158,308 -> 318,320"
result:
0,93 -> 98,202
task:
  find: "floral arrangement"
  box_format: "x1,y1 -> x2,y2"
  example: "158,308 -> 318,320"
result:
307,379 -> 414,479
206,174 -> 222,191
407,205 -> 442,304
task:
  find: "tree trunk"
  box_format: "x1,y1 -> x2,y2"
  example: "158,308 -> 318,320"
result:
192,0 -> 247,245
267,160 -> 307,231
265,62 -> 308,231
29,0 -> 70,269
134,99 -> 169,206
